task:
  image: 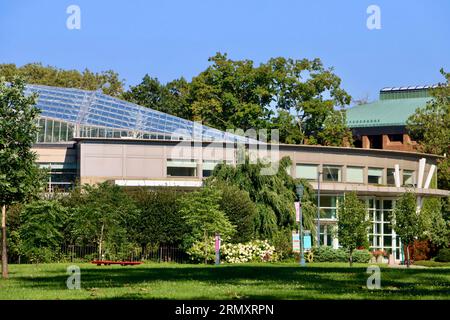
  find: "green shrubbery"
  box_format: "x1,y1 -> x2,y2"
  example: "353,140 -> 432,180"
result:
435,248 -> 450,262
311,247 -> 371,263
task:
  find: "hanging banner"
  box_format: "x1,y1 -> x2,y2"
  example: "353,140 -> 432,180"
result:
295,201 -> 301,222
292,232 -> 300,252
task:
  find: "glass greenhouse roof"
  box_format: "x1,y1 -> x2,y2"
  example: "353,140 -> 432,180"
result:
25,84 -> 252,143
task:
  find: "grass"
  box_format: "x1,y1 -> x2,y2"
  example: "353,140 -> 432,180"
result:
0,262 -> 449,300
414,260 -> 450,268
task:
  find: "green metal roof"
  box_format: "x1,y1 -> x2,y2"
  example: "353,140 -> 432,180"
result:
346,96 -> 431,128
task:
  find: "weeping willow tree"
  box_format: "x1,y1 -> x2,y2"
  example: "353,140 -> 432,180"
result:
206,156 -> 316,240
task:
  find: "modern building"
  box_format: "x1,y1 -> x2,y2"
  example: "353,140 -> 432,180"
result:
346,86 -> 436,151
29,84 -> 449,262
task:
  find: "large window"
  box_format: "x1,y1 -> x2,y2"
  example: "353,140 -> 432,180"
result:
319,195 -> 341,219
367,198 -> 400,260
346,166 -> 364,183
36,118 -> 75,143
368,168 -> 383,184
403,170 -> 415,186
296,164 -> 318,180
39,162 -> 77,192
166,159 -> 197,177
387,168 -> 396,185
323,165 -> 342,182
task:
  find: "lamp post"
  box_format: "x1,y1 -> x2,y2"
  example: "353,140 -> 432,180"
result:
317,171 -> 322,247
296,184 -> 305,266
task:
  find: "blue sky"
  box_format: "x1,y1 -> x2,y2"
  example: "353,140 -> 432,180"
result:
0,0 -> 448,103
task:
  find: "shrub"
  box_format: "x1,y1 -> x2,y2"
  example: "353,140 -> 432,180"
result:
271,228 -> 294,260
311,247 -> 371,263
352,250 -> 371,263
435,248 -> 450,262
217,184 -> 258,243
312,247 -> 347,262
222,240 -> 277,263
186,238 -> 216,263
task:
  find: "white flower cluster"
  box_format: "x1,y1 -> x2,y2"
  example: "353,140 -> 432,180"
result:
222,240 -> 277,264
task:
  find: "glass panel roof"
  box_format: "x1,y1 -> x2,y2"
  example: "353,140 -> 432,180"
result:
25,84 -> 253,143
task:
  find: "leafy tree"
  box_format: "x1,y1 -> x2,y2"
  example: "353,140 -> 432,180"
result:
187,53 -> 273,131
207,156 -> 316,239
127,188 -> 188,248
187,53 -> 352,146
177,187 -> 235,262
407,69 -> 450,191
419,197 -> 450,249
215,183 -> 258,243
0,77 -> 45,278
19,200 -> 67,262
266,57 -> 352,146
337,192 -> 370,266
122,75 -> 190,118
65,183 -> 139,260
391,192 -> 421,267
0,63 -> 125,97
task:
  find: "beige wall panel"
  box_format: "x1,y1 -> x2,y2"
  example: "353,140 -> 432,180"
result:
124,158 -> 164,178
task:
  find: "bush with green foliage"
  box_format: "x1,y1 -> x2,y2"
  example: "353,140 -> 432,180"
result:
216,184 -> 258,243
311,247 -> 370,263
186,238 -> 216,263
312,247 -> 347,262
352,250 -> 371,263
19,200 -> 67,262
435,248 -> 450,262
127,188 -> 188,248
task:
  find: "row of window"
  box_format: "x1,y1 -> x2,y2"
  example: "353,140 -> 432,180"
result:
296,164 -> 417,186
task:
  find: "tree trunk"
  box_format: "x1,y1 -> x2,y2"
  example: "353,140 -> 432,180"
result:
2,205 -> 8,279
406,245 -> 410,268
98,223 -> 104,261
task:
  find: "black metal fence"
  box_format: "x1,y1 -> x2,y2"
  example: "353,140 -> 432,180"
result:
9,245 -> 189,264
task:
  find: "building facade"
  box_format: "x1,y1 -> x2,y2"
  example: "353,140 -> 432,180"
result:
346,86 -> 437,151
29,84 -> 449,262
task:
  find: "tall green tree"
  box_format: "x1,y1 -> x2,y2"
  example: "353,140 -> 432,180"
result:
122,75 -> 190,118
188,53 -> 273,131
127,188 -> 188,248
266,57 -> 352,146
19,200 -> 67,262
0,77 -> 44,278
0,63 -> 125,97
177,187 -> 235,259
419,197 -> 450,249
65,183 -> 139,260
391,192 -> 421,267
206,156 -> 316,239
215,183 -> 258,243
337,192 -> 370,267
407,69 -> 450,191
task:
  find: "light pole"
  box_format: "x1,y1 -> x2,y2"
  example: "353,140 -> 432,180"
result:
296,184 -> 305,266
317,171 -> 322,247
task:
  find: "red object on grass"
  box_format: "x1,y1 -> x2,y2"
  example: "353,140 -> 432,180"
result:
91,260 -> 142,266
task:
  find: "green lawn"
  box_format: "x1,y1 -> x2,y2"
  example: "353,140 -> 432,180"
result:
0,262 -> 449,300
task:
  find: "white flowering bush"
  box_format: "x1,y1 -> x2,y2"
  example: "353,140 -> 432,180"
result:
187,239 -> 278,264
222,240 -> 277,263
